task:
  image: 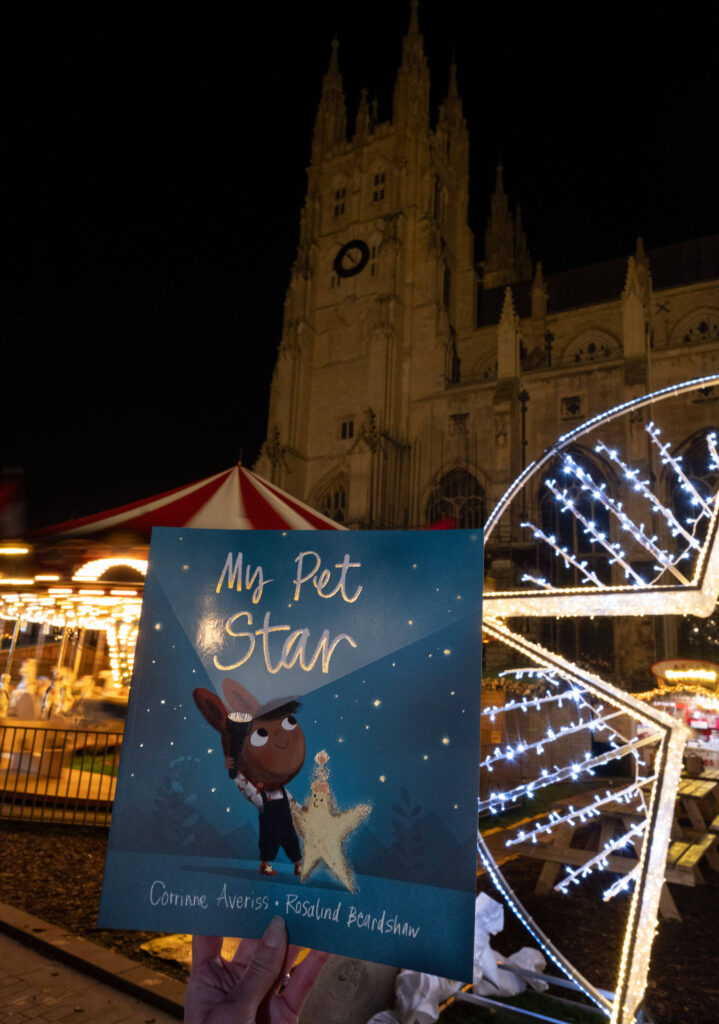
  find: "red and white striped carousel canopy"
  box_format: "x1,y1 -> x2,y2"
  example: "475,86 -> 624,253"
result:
33,464 -> 343,539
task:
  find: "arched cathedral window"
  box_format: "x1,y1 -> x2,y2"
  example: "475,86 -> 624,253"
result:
671,429 -> 719,661
663,307 -> 719,350
333,182 -> 347,217
534,451 -> 614,673
669,429 -> 719,532
537,451 -> 613,586
561,330 -> 621,367
679,314 -> 719,346
426,468 -> 484,528
318,478 -> 348,524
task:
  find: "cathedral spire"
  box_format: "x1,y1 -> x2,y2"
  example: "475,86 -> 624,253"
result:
482,165 -> 532,290
354,87 -> 370,143
447,60 -> 459,105
531,261 -> 547,320
497,286 -> 520,378
393,0 -> 430,132
633,236 -> 652,303
435,59 -> 468,171
494,163 -> 505,195
408,0 -> 419,35
442,60 -> 464,126
328,34 -> 339,74
312,37 -> 347,159
622,241 -> 653,359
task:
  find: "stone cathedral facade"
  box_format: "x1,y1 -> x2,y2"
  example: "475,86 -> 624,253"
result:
257,6 -> 719,681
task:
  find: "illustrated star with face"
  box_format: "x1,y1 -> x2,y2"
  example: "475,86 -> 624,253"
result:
291,751 -> 371,892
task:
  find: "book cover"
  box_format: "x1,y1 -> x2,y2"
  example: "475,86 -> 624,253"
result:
99,527 -> 483,980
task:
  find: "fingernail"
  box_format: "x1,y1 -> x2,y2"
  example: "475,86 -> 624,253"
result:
263,915 -> 286,948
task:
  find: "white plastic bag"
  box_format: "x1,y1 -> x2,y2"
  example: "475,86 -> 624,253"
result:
473,893 -> 547,996
366,970 -> 461,1024
367,892 -> 547,1024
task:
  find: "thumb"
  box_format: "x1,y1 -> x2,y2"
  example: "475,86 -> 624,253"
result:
227,916 -> 287,1018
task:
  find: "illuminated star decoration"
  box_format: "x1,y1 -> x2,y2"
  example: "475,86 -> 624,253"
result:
291,750 -> 371,893
479,375 -> 719,1024
485,380 -> 719,622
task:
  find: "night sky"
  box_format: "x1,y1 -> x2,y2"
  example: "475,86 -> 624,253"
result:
5,3 -> 718,529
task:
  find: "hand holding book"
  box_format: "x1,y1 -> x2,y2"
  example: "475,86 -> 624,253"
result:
184,917 -> 328,1024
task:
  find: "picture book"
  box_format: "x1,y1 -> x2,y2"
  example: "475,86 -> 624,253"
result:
99,527 -> 483,980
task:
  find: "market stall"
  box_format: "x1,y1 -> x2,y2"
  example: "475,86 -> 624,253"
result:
637,658 -> 719,769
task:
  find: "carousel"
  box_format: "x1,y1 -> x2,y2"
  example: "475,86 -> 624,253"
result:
0,464 -> 341,724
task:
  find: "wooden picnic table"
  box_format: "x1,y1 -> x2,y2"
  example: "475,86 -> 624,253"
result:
676,776 -> 719,833
515,787 -> 642,895
513,780 -> 719,921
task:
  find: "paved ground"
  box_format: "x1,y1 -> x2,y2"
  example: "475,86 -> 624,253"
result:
0,829 -> 514,1024
0,902 -> 184,1024
0,932 -> 179,1023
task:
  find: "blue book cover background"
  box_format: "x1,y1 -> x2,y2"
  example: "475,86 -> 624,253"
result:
99,527 -> 483,980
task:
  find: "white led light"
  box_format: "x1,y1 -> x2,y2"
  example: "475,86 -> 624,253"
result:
480,619 -> 690,1024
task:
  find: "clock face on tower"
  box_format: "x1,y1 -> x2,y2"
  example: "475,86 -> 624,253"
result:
334,239 -> 370,278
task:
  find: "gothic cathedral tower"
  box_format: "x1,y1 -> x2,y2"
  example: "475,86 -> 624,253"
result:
257,2 -> 475,527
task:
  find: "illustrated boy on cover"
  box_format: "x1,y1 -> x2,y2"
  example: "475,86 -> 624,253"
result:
193,679 -> 306,876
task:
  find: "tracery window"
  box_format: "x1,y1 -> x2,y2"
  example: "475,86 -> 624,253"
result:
562,330 -> 621,367
680,315 -> 719,346
318,479 -> 348,523
426,468 -> 484,528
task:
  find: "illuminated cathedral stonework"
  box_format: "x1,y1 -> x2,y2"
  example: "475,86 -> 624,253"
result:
257,6 -> 719,683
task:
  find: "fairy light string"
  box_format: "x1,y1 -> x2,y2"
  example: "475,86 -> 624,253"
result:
503,778 -> 655,852
708,431 -> 719,472
562,452 -> 692,584
484,374 -> 719,537
479,378 -> 719,1024
528,423 -> 719,592
481,726 -> 661,815
476,832 -> 613,1016
479,618 -> 689,1024
519,525 -> 605,589
555,820 -> 648,895
542,474 -> 649,585
593,441 -> 700,549
645,421 -> 713,520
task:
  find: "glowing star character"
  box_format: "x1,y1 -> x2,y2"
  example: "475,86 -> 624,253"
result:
292,751 -> 370,893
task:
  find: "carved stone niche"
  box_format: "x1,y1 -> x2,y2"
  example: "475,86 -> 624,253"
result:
559,394 -> 584,421
449,412 -> 468,436
494,412 -> 509,470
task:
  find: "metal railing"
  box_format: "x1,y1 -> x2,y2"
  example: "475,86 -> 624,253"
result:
0,721 -> 122,826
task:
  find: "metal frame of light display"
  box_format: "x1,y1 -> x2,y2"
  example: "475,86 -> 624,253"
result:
479,373 -> 719,1024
